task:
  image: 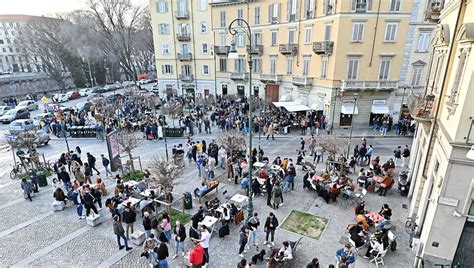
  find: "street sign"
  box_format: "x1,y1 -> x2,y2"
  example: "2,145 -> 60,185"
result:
3,134 -> 15,140
41,96 -> 49,103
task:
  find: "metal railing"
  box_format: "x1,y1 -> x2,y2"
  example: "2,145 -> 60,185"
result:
177,53 -> 192,61
176,32 -> 191,41
279,44 -> 298,55
341,80 -> 398,89
312,41 -> 334,55
292,76 -> 313,86
175,10 -> 189,19
246,44 -> 264,55
230,72 -> 249,80
407,93 -> 435,120
214,46 -> 230,55
259,74 -> 282,83
179,74 -> 194,81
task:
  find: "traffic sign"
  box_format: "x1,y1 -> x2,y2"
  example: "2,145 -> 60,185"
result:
41,96 -> 49,103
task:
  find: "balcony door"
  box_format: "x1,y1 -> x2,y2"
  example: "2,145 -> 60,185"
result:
181,44 -> 190,54
253,33 -> 262,46
288,29 -> 296,44
179,23 -> 189,35
178,0 -> 188,13
182,65 -> 192,76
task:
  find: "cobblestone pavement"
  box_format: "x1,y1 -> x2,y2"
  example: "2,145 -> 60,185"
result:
0,134 -> 415,267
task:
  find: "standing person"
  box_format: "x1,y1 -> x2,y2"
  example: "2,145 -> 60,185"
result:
143,211 -> 152,238
191,224 -> 211,267
266,123 -> 275,140
84,163 -> 93,185
365,145 -> 373,165
393,146 -> 402,166
101,154 -> 112,178
266,178 -> 273,207
208,156 -> 216,179
157,241 -> 170,268
264,212 -> 278,247
271,182 -> 282,209
113,215 -> 132,251
173,221 -> 187,258
161,212 -> 172,242
82,186 -> 99,217
21,178 -> 33,202
29,170 -> 39,193
402,145 -> 410,167
123,206 -> 137,239
86,152 -> 100,175
248,212 -> 260,246
218,146 -> 227,169
58,166 -> 72,190
71,186 -> 84,219
238,227 -> 249,257
226,155 -> 234,182
189,240 -> 205,268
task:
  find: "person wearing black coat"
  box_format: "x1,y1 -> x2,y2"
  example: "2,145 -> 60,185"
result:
264,212 -> 278,246
156,242 -> 169,267
90,187 -> 102,209
82,186 -> 98,217
265,177 -> 273,207
122,206 -> 137,239
173,221 -> 187,258
57,167 -> 71,190
143,212 -> 152,238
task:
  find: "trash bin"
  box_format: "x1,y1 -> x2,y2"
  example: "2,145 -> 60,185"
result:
37,171 -> 48,187
183,192 -> 193,210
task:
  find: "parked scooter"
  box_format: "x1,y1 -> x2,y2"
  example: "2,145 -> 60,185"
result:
398,170 -> 410,196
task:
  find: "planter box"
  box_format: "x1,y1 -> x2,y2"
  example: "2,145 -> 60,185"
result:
52,201 -> 65,211
165,127 -> 184,137
86,213 -> 102,227
131,230 -> 145,245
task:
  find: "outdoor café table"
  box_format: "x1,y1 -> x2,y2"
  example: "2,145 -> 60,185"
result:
365,212 -> 385,224
230,193 -> 249,208
253,162 -> 266,169
326,182 -> 344,190
199,215 -> 219,236
140,189 -> 158,198
122,197 -> 141,211
372,176 -> 385,184
312,175 -> 327,183
124,180 -> 138,188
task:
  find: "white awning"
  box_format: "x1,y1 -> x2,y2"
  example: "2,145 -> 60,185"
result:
272,101 -> 311,112
341,103 -> 359,114
310,101 -> 324,111
272,101 -> 288,107
371,104 -> 390,114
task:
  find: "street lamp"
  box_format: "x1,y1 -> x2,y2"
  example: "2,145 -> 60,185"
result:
330,86 -> 344,134
228,18 -> 255,221
346,93 -> 359,158
400,84 -> 408,115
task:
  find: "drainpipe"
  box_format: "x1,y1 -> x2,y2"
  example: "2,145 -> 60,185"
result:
211,5 -> 217,102
171,1 -> 181,95
368,0 -> 381,67
191,0 -> 199,98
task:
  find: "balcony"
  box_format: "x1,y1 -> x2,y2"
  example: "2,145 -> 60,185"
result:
425,0 -> 444,23
230,72 -> 249,80
214,46 -> 230,55
279,44 -> 298,55
341,80 -> 398,90
292,76 -> 313,87
177,53 -> 192,61
246,45 -> 264,55
312,41 -> 334,55
408,93 -> 435,124
259,74 -> 282,84
176,32 -> 191,41
179,74 -> 194,81
175,10 -> 189,19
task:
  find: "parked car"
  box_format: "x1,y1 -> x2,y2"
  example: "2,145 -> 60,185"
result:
12,130 -> 50,147
0,105 -> 13,116
67,91 -> 81,100
16,100 -> 38,111
9,119 -> 36,132
102,84 -> 116,92
52,93 -> 68,103
75,102 -> 92,112
122,81 -> 135,87
106,93 -> 123,103
33,112 -> 53,126
0,108 -> 30,123
79,88 -> 94,97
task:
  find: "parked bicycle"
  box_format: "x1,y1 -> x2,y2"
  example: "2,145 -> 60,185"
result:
10,162 -> 23,180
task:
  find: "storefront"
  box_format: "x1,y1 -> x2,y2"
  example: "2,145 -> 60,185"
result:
340,101 -> 359,127
369,100 -> 390,125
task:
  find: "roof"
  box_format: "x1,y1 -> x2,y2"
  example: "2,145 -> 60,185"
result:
0,14 -> 42,22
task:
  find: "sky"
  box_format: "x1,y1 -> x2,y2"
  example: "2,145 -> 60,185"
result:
0,0 -> 148,16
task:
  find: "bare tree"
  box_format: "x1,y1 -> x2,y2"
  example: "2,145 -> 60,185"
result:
8,130 -> 42,171
148,159 -> 184,214
87,0 -> 146,81
217,130 -> 246,161
116,130 -> 142,172
311,135 -> 349,160
162,101 -> 183,127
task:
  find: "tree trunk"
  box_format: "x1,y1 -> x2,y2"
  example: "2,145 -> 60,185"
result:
128,153 -> 135,173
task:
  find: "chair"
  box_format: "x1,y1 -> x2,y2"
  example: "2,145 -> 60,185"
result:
369,248 -> 388,267
354,188 -> 367,201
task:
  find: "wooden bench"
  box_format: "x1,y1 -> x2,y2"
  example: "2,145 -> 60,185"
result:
198,181 -> 219,203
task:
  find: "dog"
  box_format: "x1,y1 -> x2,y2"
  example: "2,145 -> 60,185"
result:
251,249 -> 266,264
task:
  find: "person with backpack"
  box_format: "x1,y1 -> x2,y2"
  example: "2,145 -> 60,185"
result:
402,145 -> 410,167
101,154 -> 111,178
86,152 -> 100,175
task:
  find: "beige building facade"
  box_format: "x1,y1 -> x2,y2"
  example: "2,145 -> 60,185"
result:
210,0 -> 414,126
150,0 -> 216,99
407,0 -> 474,266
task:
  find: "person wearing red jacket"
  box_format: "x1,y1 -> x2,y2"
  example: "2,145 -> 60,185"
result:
189,242 -> 205,268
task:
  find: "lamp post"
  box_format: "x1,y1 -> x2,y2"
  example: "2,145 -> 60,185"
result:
330,87 -> 344,134
400,84 -> 408,115
228,18 -> 254,220
346,93 -> 359,158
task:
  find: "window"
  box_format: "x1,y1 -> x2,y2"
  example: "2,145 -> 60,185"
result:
2,48 -> 6,53
347,58 -> 360,80
200,22 -> 208,33
468,201 -> 474,216
235,58 -> 244,73
270,56 -> 277,74
158,23 -> 170,35
304,0 -> 315,19
156,0 -> 168,13
178,23 -> 189,34
161,44 -> 170,54
180,44 -> 190,54
252,33 -> 262,45
182,65 -> 192,76
237,9 -> 244,26
202,43 -> 208,54
384,23 -> 398,42
236,34 -> 245,47
288,0 -> 297,21
411,66 -> 423,86
303,56 -> 310,76
417,32 -> 431,52
220,11 -> 226,27
379,58 -> 392,80
0,40 -> 3,44
220,33 -> 227,46
162,64 -> 173,74
9,47 -> 13,53
219,58 -> 227,72
351,23 -> 364,42
271,31 -> 277,46
351,0 -> 372,12
324,24 -> 332,41
268,3 -> 280,23
304,27 -> 312,44
253,59 -> 262,73
199,0 -> 207,11
178,0 -> 187,13
288,29 -> 296,44
254,7 -> 260,25
390,0 -> 401,12
286,57 -> 293,74
203,65 -> 209,75
447,49 -> 468,105
321,56 -> 328,78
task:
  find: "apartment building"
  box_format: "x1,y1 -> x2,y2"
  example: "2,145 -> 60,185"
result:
406,0 -> 474,266
0,15 -> 42,74
210,0 -> 413,126
150,0 -> 215,99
